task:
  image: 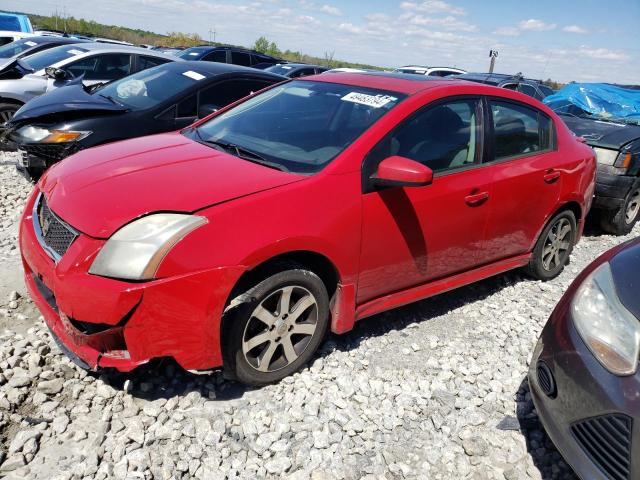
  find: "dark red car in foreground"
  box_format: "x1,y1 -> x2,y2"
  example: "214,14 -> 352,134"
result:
530,238 -> 640,480
20,73 -> 596,385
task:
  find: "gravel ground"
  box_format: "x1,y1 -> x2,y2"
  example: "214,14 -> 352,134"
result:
0,150 -> 637,480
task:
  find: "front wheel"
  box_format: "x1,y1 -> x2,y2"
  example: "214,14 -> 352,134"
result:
599,184 -> 640,236
226,268 -> 330,386
0,103 -> 18,124
525,210 -> 576,281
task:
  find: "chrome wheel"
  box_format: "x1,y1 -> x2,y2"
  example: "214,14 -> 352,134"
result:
242,285 -> 318,373
542,217 -> 572,271
625,189 -> 640,225
0,108 -> 16,124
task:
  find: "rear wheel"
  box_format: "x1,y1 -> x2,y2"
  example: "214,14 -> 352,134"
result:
226,268 -> 329,386
525,210 -> 576,281
599,184 -> 640,236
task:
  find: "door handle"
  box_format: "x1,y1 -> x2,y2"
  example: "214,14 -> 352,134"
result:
544,170 -> 561,183
465,191 -> 489,206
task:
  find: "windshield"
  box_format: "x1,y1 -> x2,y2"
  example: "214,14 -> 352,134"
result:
265,64 -> 299,76
0,15 -> 20,32
95,65 -> 206,110
0,38 -> 42,58
21,44 -> 88,72
177,48 -> 208,60
189,80 -> 406,174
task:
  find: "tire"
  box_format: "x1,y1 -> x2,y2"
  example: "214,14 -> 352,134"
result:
599,183 -> 640,236
0,103 -> 18,124
525,210 -> 576,281
225,267 -> 330,386
25,166 -> 45,182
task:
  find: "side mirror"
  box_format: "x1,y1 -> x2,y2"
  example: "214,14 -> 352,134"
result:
370,156 -> 433,188
198,104 -> 219,119
45,67 -> 68,80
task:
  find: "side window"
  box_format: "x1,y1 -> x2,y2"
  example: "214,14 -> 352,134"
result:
138,55 -> 171,70
204,50 -> 227,63
231,51 -> 251,67
291,68 -> 316,78
199,79 -> 272,111
177,94 -> 197,118
65,54 -> 131,80
368,99 -> 482,174
516,84 -> 538,98
490,100 -> 552,160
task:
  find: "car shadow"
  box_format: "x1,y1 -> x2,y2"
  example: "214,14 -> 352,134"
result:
514,376 -> 578,480
96,267 -> 532,403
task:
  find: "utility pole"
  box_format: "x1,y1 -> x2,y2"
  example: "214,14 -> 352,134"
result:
208,27 -> 216,45
54,6 -> 58,30
488,50 -> 498,73
62,5 -> 67,32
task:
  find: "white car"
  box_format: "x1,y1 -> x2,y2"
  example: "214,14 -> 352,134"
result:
0,31 -> 34,47
0,43 -> 177,122
392,65 -> 466,77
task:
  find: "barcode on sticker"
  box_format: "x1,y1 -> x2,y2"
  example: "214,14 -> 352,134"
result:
183,70 -> 205,80
341,92 -> 397,108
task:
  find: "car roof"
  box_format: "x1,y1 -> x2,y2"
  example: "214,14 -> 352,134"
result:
73,42 -> 175,55
309,71 -> 471,95
459,72 -> 541,84
161,60 -> 286,79
23,35 -> 91,45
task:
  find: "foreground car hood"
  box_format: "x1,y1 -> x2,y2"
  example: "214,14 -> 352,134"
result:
41,132 -> 305,238
560,114 -> 640,150
10,83 -> 126,124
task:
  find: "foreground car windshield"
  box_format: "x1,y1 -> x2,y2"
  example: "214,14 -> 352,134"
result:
190,81 -> 405,173
0,38 -> 40,58
21,44 -> 88,72
95,65 -> 204,110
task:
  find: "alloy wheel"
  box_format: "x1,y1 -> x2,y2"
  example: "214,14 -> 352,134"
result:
542,217 -> 572,271
242,285 -> 318,372
0,108 -> 16,124
624,189 -> 640,225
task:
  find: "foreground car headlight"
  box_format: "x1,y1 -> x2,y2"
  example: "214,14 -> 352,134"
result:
572,263 -> 640,376
16,126 -> 91,143
89,214 -> 207,281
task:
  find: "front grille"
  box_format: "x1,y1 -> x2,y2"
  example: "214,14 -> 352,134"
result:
23,142 -> 80,163
571,414 -> 632,480
34,194 -> 78,260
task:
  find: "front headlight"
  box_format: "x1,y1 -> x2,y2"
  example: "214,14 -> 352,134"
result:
593,147 -> 618,166
16,125 -> 91,144
572,262 -> 640,376
89,213 -> 207,281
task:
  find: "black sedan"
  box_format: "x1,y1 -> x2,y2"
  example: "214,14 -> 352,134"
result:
5,61 -> 285,178
264,63 -> 328,78
457,73 -> 554,101
529,237 -> 640,480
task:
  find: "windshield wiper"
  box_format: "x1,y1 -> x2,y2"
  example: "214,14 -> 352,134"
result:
98,94 -> 122,106
195,134 -> 288,172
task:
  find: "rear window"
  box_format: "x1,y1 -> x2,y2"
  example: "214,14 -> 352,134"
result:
21,45 -> 88,72
0,15 -> 20,32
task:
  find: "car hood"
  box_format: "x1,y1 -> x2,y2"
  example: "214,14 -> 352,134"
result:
560,114 -> 640,150
609,238 -> 640,320
40,132 -> 305,238
10,83 -> 126,124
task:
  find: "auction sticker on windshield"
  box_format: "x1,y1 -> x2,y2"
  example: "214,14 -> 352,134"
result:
182,71 -> 205,81
342,92 -> 397,108
67,49 -> 84,55
25,41 -> 37,47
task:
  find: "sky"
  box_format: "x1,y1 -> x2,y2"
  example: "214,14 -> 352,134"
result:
6,0 -> 640,83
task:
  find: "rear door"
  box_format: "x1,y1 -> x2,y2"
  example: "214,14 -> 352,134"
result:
358,97 -> 492,303
480,97 -> 561,263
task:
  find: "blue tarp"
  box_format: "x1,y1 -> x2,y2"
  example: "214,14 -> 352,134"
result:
543,83 -> 640,120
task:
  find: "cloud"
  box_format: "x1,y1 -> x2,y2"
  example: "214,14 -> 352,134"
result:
400,1 -> 466,16
298,0 -> 342,16
518,18 -> 556,31
563,25 -> 588,34
493,26 -> 519,37
319,4 -> 341,16
578,47 -> 630,61
400,13 -> 477,31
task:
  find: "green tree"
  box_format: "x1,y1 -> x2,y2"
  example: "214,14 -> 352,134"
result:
253,36 -> 270,54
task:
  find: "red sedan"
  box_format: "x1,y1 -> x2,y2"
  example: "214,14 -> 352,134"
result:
19,73 -> 596,385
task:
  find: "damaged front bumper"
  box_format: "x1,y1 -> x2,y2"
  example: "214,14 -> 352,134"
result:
19,189 -> 245,372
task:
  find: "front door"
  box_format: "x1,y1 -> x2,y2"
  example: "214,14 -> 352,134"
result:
357,97 -> 492,303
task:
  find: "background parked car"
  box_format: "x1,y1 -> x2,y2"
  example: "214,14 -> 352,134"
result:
0,43 -> 176,122
0,36 -> 90,73
457,72 -> 555,101
178,45 -> 280,69
529,237 -> 640,480
20,73 -> 595,386
392,65 -> 466,77
264,63 -> 327,78
0,31 -> 33,47
545,83 -> 640,235
6,61 -> 285,177
0,12 -> 33,35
